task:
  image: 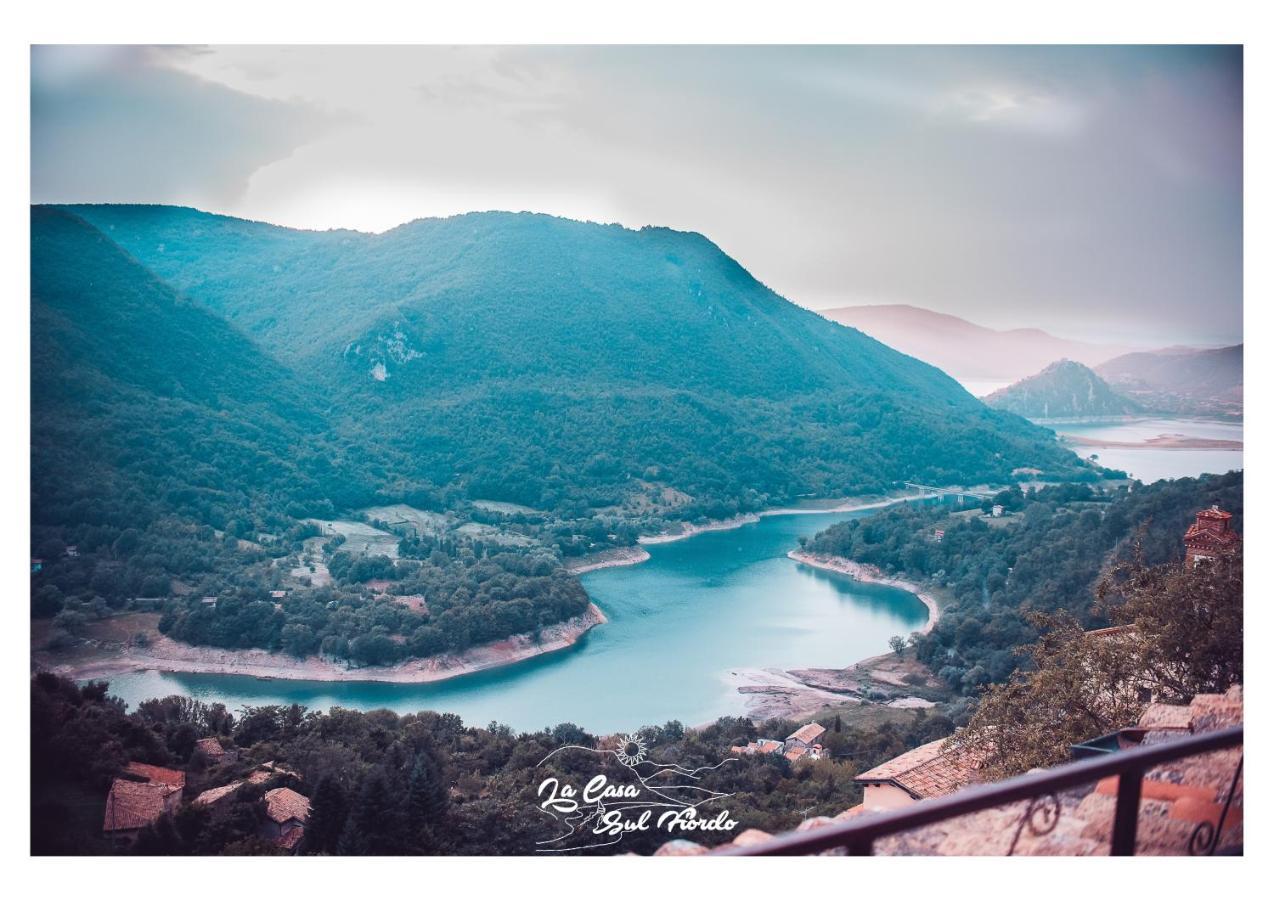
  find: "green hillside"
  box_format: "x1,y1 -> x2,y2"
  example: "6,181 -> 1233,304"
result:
60,204 -> 1086,514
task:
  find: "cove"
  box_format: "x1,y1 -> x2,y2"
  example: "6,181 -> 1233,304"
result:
99,509 -> 928,734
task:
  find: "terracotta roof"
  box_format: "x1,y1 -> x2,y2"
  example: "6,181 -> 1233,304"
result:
263,787 -> 311,825
103,779 -> 175,833
784,748 -> 808,762
788,723 -> 826,744
855,737 -> 981,800
193,782 -> 243,806
124,761 -> 186,790
1185,527 -> 1240,548
757,739 -> 783,754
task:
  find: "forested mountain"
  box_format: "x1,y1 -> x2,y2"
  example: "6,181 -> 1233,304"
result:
984,360 -> 1141,420
819,304 -> 1130,384
31,207 -> 371,534
803,471 -> 1242,693
1097,344 -> 1242,416
33,204 -> 1091,659
55,204 -> 1086,514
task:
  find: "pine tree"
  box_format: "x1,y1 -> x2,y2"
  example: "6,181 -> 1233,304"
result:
303,775 -> 348,855
406,752 -> 448,829
337,772 -> 406,856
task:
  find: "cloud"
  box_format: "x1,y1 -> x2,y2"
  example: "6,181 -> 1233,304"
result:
30,45 -> 1242,345
32,46 -> 339,208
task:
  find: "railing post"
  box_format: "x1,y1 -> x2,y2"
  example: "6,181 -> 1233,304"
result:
847,838 -> 874,856
1110,769 -> 1143,856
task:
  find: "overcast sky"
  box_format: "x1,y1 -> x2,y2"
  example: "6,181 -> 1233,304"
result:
31,45 -> 1242,346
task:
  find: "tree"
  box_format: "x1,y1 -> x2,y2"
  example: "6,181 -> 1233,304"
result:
406,751 -> 449,850
888,635 -> 906,657
1098,547 -> 1243,699
337,773 -> 407,856
303,776 -> 349,855
958,547 -> 1242,778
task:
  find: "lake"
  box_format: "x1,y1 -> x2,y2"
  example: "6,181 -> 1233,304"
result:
100,510 -> 928,734
1055,417 -> 1243,483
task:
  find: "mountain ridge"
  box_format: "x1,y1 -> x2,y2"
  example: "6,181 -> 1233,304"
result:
37,204 -> 1091,523
983,359 -> 1142,420
819,303 -> 1135,384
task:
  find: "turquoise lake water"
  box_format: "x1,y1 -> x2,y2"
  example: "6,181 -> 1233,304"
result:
99,510 -> 928,734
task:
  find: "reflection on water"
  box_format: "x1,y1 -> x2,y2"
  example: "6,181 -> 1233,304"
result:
102,510 -> 928,734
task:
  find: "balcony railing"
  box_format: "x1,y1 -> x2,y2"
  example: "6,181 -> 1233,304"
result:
718,725 -> 1243,857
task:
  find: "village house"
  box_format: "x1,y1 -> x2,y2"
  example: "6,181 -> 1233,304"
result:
731,738 -> 783,757
262,786 -> 311,851
782,722 -> 828,763
786,722 -> 826,752
853,737 -> 981,812
102,779 -> 182,841
31,558 -> 43,574
102,763 -> 187,841
1184,505 -> 1240,566
123,762 -> 186,794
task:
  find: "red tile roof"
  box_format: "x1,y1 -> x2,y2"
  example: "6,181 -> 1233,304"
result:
855,737 -> 981,800
787,723 -> 826,744
103,779 -> 176,833
263,787 -> 311,825
124,762 -> 186,790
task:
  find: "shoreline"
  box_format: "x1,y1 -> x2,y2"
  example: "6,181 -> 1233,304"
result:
40,603 -> 608,686
565,546 -> 651,574
723,551 -> 945,721
635,492 -> 930,547
46,497 -> 944,717
786,550 -> 941,635
1060,434 -> 1242,451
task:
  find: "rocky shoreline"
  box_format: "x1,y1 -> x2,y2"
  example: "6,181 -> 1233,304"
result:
41,603 -> 608,686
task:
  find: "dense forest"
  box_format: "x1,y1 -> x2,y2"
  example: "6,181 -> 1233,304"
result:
158,548 -> 590,665
31,673 -> 954,856
32,203 -> 1096,658
803,471 -> 1242,693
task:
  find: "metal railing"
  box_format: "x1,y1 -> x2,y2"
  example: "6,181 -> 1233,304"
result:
718,725 -> 1243,857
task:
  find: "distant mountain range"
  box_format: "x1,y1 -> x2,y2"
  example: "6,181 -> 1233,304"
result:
819,304 -> 1133,385
33,205 -> 1088,546
983,360 -> 1143,421
1097,345 -> 1243,416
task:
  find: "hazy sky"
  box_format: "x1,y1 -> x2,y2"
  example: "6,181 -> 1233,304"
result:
31,45 -> 1242,345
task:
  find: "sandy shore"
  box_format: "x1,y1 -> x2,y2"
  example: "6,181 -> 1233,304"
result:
1061,433 -> 1243,451
41,603 -> 608,686
787,551 -> 941,635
